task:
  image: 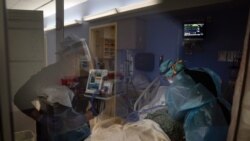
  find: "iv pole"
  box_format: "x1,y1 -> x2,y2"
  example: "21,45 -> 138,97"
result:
125,50 -> 138,110
0,0 -> 14,140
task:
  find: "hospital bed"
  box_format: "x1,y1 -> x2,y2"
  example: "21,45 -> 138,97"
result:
85,76 -> 181,141
38,74 -> 178,141
134,76 -> 164,114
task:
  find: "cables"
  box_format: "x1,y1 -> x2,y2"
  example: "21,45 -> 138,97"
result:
126,111 -> 139,122
89,90 -> 106,116
90,91 -> 99,116
126,105 -> 166,122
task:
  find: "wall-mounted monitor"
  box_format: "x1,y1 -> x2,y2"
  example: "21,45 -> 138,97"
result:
183,22 -> 205,40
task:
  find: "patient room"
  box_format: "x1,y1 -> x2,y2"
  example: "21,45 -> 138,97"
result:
1,0 -> 250,141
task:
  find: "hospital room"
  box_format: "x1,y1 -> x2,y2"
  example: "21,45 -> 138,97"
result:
1,0 -> 250,141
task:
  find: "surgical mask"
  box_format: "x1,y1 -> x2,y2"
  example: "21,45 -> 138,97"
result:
167,78 -> 174,84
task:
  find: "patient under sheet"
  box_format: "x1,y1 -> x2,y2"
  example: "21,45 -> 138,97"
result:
146,108 -> 184,141
85,118 -> 171,141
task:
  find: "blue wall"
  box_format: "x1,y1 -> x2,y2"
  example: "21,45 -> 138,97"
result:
45,3 -> 248,102
120,7 -> 247,102
142,7 -> 248,102
179,8 -> 248,81
143,14 -> 182,80
44,0 -> 144,27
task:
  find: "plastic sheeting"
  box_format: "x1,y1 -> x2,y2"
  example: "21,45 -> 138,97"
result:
166,70 -> 228,141
184,101 -> 228,141
116,73 -> 150,118
192,68 -> 231,112
138,86 -> 167,119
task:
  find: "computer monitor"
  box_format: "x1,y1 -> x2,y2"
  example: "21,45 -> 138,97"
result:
183,22 -> 205,40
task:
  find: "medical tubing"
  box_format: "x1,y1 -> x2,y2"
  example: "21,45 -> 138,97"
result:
127,105 -> 166,122
126,111 -> 139,122
139,105 -> 166,115
126,95 -> 135,111
90,91 -> 98,116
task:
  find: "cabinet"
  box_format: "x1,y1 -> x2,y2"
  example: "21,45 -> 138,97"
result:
89,23 -> 117,121
89,23 -> 116,70
117,18 -> 146,49
103,38 -> 115,58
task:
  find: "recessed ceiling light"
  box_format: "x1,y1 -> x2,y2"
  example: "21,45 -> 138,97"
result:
116,0 -> 161,13
83,9 -> 118,21
44,18 -> 83,31
39,0 -> 88,17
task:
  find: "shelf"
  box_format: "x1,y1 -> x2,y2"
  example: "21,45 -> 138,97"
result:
83,93 -> 114,100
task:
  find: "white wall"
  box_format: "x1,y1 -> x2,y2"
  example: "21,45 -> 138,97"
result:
44,0 -> 144,27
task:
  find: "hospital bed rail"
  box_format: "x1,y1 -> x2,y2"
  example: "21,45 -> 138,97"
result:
133,76 -> 161,111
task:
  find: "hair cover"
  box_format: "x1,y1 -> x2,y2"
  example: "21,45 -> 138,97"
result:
160,59 -> 185,78
57,35 -> 86,56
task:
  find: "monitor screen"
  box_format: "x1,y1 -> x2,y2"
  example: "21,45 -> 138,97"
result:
184,22 -> 205,39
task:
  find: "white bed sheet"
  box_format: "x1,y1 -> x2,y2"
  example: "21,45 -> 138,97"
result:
85,86 -> 171,141
85,118 -> 171,141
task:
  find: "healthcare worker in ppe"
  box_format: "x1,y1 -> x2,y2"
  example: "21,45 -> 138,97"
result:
14,36 -> 97,141
160,59 -> 229,141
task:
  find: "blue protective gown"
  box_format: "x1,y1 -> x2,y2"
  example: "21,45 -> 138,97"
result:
166,70 -> 229,141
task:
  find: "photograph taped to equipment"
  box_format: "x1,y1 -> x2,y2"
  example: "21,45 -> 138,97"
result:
85,69 -> 108,94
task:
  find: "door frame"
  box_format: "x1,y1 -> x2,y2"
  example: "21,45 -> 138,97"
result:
89,22 -> 117,69
0,0 -> 14,140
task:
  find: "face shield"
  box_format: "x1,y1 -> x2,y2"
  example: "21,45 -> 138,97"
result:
56,36 -> 94,73
160,59 -> 185,84
167,78 -> 174,84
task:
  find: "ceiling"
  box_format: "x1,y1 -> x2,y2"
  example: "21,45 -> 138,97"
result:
6,0 -> 88,17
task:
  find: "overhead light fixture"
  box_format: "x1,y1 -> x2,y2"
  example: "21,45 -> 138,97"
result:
83,9 -> 118,21
64,19 -> 83,26
44,19 -> 83,31
44,25 -> 56,31
39,0 -> 89,17
116,0 -> 161,13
